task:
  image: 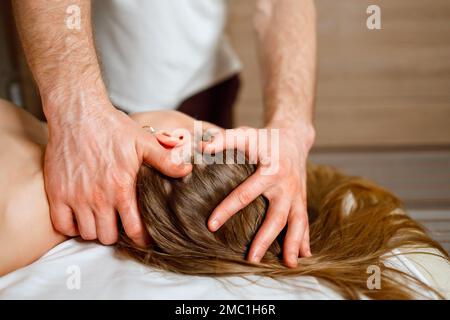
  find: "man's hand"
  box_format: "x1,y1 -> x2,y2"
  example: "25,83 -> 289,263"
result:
211,0 -> 317,267
13,0 -> 192,246
44,99 -> 192,246
202,124 -> 315,267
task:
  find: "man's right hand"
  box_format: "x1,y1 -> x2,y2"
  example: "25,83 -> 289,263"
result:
12,0 -> 192,246
44,97 -> 192,246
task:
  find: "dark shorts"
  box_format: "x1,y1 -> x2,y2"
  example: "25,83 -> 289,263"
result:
177,74 -> 241,129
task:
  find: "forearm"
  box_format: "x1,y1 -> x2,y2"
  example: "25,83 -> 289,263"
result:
254,0 -> 316,138
12,0 -> 109,121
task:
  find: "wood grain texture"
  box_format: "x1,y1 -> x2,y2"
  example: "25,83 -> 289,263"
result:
409,210 -> 450,253
310,148 -> 450,209
310,149 -> 450,253
227,0 -> 450,147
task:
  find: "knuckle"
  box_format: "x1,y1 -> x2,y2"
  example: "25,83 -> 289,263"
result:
256,176 -> 271,190
115,186 -> 134,204
274,185 -> 287,196
281,179 -> 296,192
273,214 -> 287,229
296,211 -> 308,225
99,234 -> 118,245
92,188 -> 106,206
126,223 -> 142,239
263,190 -> 275,201
112,168 -> 134,185
52,220 -> 67,233
284,239 -> 300,255
115,176 -> 134,192
80,230 -> 97,241
285,238 -> 301,249
50,211 -> 71,233
263,186 -> 286,201
56,222 -> 75,235
95,209 -> 110,218
73,190 -> 87,204
118,198 -> 133,214
237,190 -> 252,206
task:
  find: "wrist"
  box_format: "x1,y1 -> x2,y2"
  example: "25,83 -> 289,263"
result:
42,83 -> 112,124
267,117 -> 316,150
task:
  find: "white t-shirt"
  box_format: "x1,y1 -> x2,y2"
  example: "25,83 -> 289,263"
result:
92,0 -> 242,113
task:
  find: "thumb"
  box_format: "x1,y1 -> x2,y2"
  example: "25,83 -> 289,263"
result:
139,132 -> 192,178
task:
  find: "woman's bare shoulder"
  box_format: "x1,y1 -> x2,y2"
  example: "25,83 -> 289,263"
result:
129,110 -> 219,132
0,99 -> 48,145
0,99 -> 31,124
130,110 -> 194,129
0,100 -> 65,276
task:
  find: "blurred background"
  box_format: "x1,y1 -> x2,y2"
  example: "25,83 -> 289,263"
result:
1,0 -> 449,251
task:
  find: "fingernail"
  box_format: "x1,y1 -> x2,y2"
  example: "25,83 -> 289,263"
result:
209,219 -> 219,231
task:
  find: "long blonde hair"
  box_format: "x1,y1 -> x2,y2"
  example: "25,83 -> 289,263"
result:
117,150 -> 448,299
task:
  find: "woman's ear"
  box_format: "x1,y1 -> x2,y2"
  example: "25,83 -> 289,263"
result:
155,132 -> 183,149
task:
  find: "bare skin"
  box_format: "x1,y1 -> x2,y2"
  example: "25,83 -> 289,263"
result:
2,101 -> 449,300
205,0 -> 317,267
0,99 -> 207,276
13,0 -> 316,268
12,0 -> 192,249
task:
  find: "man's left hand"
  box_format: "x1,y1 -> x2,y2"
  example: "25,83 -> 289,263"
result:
201,124 -> 315,268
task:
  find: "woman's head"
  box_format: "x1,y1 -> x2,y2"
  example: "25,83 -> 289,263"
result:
119,150 -> 283,274
117,150 -> 448,299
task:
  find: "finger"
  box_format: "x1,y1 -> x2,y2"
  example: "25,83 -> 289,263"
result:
49,203 -> 79,237
140,133 -> 192,178
299,220 -> 311,257
73,207 -> 97,240
117,187 -> 150,248
283,207 -> 307,268
247,198 -> 291,263
95,208 -> 118,245
208,172 -> 270,232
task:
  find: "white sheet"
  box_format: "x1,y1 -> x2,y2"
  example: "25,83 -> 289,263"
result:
0,239 -> 342,299
0,238 -> 447,299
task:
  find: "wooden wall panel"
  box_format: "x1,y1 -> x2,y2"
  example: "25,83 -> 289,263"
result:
227,0 -> 450,147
